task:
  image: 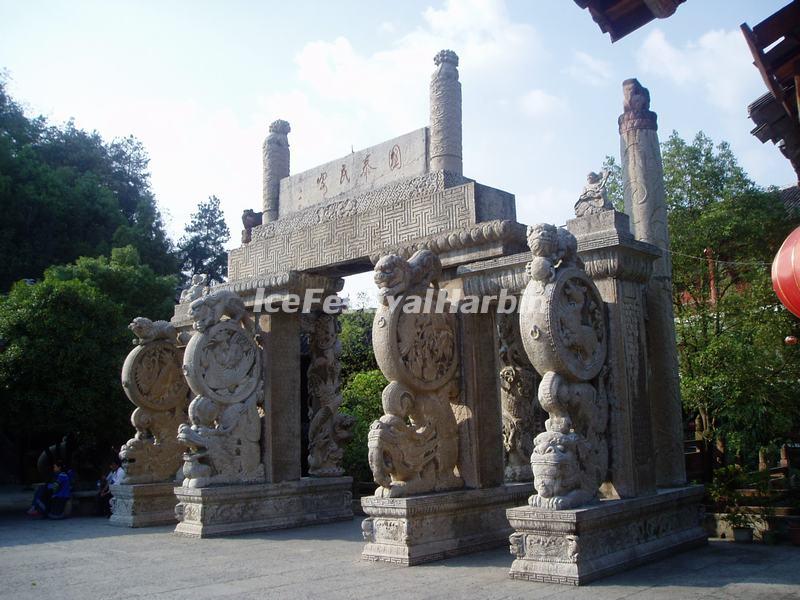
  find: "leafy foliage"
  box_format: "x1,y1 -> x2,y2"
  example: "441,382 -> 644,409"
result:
0,247 -> 176,454
602,155 -> 623,211
177,195 -> 230,285
340,369 -> 386,483
0,78 -> 177,290
339,309 -> 378,384
662,132 -> 800,467
608,131 -> 799,467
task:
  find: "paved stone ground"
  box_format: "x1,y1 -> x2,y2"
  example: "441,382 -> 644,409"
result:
1,514 -> 799,600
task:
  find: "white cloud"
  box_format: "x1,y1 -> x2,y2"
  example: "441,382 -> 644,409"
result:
566,51 -> 613,86
288,0 -> 542,143
518,89 -> 564,120
638,28 -> 761,113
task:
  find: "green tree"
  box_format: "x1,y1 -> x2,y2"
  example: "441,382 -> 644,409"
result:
339,309 -> 378,384
602,155 -> 623,211
178,195 -> 230,285
661,132 -> 799,468
0,246 -> 176,478
0,78 -> 178,290
607,131 -> 800,468
340,369 -> 387,483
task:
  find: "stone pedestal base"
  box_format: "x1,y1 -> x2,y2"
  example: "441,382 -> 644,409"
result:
109,482 -> 178,528
173,476 -> 352,538
507,486 -> 706,586
361,483 -> 534,565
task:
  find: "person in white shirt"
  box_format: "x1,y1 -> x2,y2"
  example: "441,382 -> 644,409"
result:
96,457 -> 122,516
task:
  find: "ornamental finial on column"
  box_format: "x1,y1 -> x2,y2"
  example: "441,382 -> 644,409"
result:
263,119 -> 291,222
618,79 -> 657,134
269,119 -> 291,135
434,49 -> 459,69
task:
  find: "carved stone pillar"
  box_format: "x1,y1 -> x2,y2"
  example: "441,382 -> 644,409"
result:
260,311 -> 302,482
361,249 -> 532,565
619,79 -> 686,487
173,283 -> 353,538
304,305 -> 355,477
368,250 -> 463,497
110,317 -> 190,527
567,210 -> 659,498
519,224 -> 609,511
429,50 -> 462,175
496,311 -> 542,483
178,291 -> 265,488
507,221 -> 705,586
263,119 -> 291,222
457,309 -> 506,489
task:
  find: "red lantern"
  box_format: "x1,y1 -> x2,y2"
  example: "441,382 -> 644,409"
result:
772,225 -> 800,318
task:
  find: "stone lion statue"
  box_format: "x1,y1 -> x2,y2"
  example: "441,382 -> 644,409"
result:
129,317 -> 176,345
188,290 -> 247,333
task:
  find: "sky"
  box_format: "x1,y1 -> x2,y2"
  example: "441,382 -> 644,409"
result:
1,0 -> 795,304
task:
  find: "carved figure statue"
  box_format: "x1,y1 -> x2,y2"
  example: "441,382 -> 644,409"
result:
118,318 -> 189,485
180,274 -> 208,304
574,170 -> 613,217
370,250 -> 463,497
307,311 -> 355,477
241,209 -> 263,244
519,224 -> 609,510
529,372 -> 608,509
525,223 -> 581,284
178,290 -> 264,487
374,248 -> 441,299
367,381 -> 439,496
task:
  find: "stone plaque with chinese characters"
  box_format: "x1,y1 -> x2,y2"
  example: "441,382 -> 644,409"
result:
278,128 -> 429,215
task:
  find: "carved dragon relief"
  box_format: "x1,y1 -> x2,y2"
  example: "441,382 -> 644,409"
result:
368,249 -> 463,497
178,291 -> 265,487
519,224 -> 609,510
307,309 -> 356,477
118,318 -> 190,485
496,312 -> 543,483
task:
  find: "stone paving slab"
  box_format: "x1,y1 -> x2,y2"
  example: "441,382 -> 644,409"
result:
0,514 -> 798,599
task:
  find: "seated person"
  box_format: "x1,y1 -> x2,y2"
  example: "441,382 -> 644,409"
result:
96,457 -> 123,516
27,460 -> 72,518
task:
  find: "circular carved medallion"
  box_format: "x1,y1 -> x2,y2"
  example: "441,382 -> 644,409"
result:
121,340 -> 188,411
183,321 -> 261,404
520,267 -> 606,382
372,292 -> 458,391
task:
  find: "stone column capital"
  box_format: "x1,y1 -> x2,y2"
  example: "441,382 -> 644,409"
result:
618,78 -> 658,134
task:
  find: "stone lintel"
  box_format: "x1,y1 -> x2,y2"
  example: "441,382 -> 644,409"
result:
109,482 -> 179,528
361,483 -> 533,565
455,251 -> 530,298
507,486 -> 706,586
173,477 -> 353,538
372,219 -> 526,272
228,178 -> 517,280
171,273 -> 343,329
216,272 -> 344,307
